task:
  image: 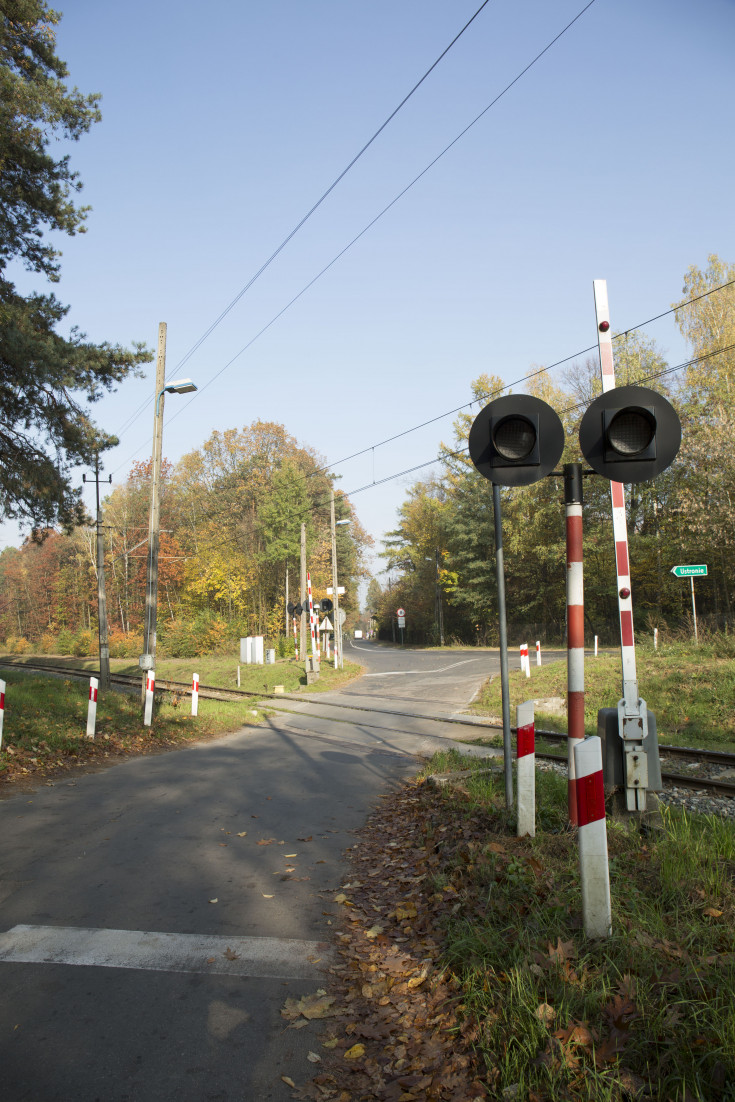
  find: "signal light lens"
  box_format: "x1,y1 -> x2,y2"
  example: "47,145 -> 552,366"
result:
619,587 -> 631,599
606,408 -> 656,456
493,415 -> 537,461
599,320 -> 610,332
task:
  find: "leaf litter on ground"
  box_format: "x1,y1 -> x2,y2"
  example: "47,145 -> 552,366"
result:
284,764 -> 735,1101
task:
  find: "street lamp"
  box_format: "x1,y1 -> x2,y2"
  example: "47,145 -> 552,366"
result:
140,327 -> 197,711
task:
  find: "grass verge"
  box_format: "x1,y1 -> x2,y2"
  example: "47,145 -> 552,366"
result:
468,643 -> 735,753
419,752 -> 735,1100
0,671 -> 265,788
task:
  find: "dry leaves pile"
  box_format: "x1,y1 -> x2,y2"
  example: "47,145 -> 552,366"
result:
282,775 -> 735,1102
283,784 -> 488,1101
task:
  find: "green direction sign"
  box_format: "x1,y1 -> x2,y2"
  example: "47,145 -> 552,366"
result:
670,564 -> 708,578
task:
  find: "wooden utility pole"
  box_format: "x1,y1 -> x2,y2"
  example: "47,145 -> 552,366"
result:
83,458 -> 112,691
330,490 -> 342,669
300,524 -> 307,664
142,322 -> 167,706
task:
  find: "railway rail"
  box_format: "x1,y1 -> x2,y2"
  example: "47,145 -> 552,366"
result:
2,658 -> 734,800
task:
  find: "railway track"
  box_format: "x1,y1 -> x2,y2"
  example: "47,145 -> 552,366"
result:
2,658 -> 734,799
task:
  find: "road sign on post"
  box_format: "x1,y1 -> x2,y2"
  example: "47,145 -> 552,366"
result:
671,565 -> 707,644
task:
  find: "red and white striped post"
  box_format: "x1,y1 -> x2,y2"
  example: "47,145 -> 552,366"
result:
594,279 -> 649,812
0,678 -> 5,750
536,640 -> 541,666
191,673 -> 199,717
519,642 -> 530,677
574,736 -> 612,938
306,572 -> 317,659
293,616 -> 299,659
143,670 -> 155,726
516,700 -> 535,838
86,676 -> 98,739
565,463 -> 585,825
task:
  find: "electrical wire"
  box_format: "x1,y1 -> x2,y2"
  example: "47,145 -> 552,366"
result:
111,0 -> 496,444
111,0 -> 600,467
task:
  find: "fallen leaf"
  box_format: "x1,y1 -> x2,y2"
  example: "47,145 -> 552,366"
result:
344,1043 -> 365,1060
209,898 -> 218,904
262,894 -> 274,899
257,838 -> 276,846
297,836 -> 313,842
281,1076 -> 295,1088
307,1051 -> 321,1063
236,831 -> 247,837
284,853 -> 298,858
704,907 -> 723,918
365,925 -> 383,939
322,1037 -> 339,1049
223,947 -> 239,960
282,993 -> 338,1021
206,957 -> 216,964
536,1003 -> 556,1026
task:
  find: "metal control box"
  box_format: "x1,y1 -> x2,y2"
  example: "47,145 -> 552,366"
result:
597,707 -> 662,792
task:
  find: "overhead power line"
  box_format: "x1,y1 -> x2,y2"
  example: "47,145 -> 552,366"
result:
168,0 -> 496,380
112,0 -> 599,461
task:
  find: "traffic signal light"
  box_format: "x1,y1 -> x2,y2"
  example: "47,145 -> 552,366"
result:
579,385 -> 681,483
287,601 -> 295,616
468,394 -> 565,487
320,598 -> 333,613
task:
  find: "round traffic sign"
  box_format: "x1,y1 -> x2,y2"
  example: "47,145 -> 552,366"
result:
396,607 -> 405,617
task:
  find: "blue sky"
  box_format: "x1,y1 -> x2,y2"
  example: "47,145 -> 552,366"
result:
4,0 -> 735,587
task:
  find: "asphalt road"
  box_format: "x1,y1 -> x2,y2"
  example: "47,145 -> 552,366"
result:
0,643 -> 563,1100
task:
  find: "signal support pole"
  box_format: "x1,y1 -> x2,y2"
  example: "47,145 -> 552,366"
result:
493,483 -> 513,811
594,281 -> 649,812
565,463 -> 585,825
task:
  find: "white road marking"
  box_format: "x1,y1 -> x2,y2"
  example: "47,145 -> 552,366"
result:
362,659 -> 480,677
0,925 -> 331,979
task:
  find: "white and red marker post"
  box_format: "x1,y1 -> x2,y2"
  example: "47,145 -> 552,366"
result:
516,700 -> 535,838
0,678 -> 5,749
306,572 -> 318,661
536,640 -> 542,666
143,670 -> 155,726
565,463 -> 585,825
86,677 -> 98,738
594,280 -> 649,812
519,642 -> 530,678
191,673 -> 199,717
574,735 -> 612,938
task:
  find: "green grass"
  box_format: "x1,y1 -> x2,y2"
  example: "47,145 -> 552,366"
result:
468,642 -> 735,752
0,670 -> 264,784
416,751 -> 735,1100
0,655 -> 362,785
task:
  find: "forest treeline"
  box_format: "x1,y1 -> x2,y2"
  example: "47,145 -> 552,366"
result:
0,422 -> 370,657
370,257 -> 735,646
